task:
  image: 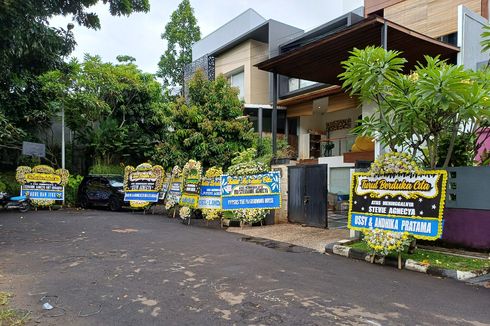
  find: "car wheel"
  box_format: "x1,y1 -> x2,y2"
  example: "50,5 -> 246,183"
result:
80,195 -> 90,209
109,196 -> 121,212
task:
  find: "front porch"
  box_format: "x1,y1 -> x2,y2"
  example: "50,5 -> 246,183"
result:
279,87 -> 375,196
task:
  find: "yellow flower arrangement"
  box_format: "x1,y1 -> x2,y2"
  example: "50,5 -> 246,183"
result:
202,166 -> 223,221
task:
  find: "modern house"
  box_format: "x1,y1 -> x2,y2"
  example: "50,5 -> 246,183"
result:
257,0 -> 489,198
184,9 -> 303,137
184,3 -> 489,232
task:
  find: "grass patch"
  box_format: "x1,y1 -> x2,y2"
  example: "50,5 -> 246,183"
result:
0,309 -> 29,326
222,211 -> 240,220
0,292 -> 11,306
0,292 -> 29,326
349,241 -> 490,272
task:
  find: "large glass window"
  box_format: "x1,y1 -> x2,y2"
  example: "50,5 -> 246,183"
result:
288,78 -> 300,92
288,78 -> 316,92
243,108 -> 286,134
300,79 -> 316,88
229,70 -> 244,100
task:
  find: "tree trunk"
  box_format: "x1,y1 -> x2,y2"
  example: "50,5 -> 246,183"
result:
429,136 -> 439,169
443,118 -> 459,168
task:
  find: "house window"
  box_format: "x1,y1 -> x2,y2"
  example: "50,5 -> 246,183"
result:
288,78 -> 316,92
438,32 -> 457,46
289,78 -> 300,92
229,70 -> 245,100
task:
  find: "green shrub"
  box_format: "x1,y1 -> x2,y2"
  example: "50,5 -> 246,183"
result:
65,175 -> 84,206
89,163 -> 124,175
253,135 -> 292,164
0,172 -> 20,195
17,155 -> 41,167
0,180 -> 6,193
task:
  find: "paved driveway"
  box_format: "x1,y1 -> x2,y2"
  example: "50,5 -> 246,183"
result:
0,209 -> 488,325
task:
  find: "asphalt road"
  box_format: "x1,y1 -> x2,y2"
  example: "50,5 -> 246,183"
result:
0,209 -> 488,326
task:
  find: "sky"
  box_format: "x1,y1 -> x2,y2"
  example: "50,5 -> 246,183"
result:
50,0 -> 363,74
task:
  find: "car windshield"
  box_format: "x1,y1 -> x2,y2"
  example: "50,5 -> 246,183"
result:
108,176 -> 124,187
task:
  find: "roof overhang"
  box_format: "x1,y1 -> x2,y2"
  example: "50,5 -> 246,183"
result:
210,22 -> 269,57
256,16 -> 460,85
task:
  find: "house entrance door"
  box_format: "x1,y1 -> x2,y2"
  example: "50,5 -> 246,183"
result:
287,164 -> 328,228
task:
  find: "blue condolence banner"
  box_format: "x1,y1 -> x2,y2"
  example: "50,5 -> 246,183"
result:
221,172 -> 281,210
21,187 -> 64,200
124,191 -> 159,202
198,177 -> 221,209
350,213 -> 441,238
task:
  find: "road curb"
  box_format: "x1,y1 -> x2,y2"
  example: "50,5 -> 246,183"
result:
325,240 -> 490,282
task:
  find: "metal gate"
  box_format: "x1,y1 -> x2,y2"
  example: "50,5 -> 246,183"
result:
288,164 -> 328,228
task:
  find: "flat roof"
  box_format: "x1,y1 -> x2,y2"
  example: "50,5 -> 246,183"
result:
257,16 -> 460,85
192,9 -> 266,59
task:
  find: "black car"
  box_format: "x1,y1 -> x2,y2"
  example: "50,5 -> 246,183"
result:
78,175 -> 126,211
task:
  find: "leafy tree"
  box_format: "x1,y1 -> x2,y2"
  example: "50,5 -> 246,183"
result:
340,46 -> 490,168
39,55 -> 165,167
482,24 -> 490,69
116,55 -> 137,63
0,112 -> 26,150
0,0 -> 149,164
157,0 -> 200,92
481,24 -> 490,54
152,70 -> 254,169
436,132 -> 476,167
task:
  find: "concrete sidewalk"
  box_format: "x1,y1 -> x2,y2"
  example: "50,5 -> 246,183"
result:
226,223 -> 350,252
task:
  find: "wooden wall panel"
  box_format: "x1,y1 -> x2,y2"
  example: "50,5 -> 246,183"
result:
365,0 -> 405,15
327,93 -> 359,113
384,0 -> 482,38
287,102 -> 313,118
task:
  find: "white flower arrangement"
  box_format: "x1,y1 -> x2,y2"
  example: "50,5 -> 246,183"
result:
369,152 -> 418,175
182,160 -> 202,181
227,162 -> 268,176
179,206 -> 191,220
165,197 -> 176,210
363,229 -> 411,257
233,208 -> 268,223
171,165 -> 182,178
